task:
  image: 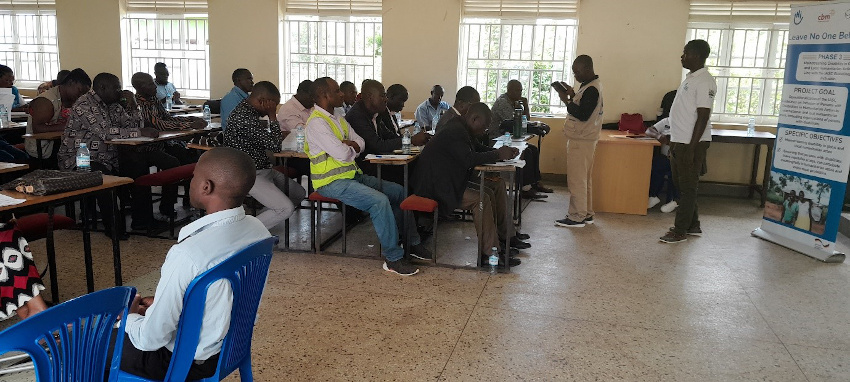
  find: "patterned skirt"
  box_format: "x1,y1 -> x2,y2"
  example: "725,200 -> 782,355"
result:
0,226 -> 45,321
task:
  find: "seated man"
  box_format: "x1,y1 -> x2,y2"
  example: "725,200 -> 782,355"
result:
490,79 -> 552,199
153,62 -> 181,106
435,86 -> 480,133
36,69 -> 71,94
120,147 -> 271,380
276,79 -> 314,133
220,68 -> 253,131
645,118 -> 679,213
346,80 -> 429,184
0,65 -> 25,111
414,85 -> 450,130
223,81 -> 306,235
306,77 -> 430,276
27,68 -> 91,161
414,103 -> 527,266
58,72 -> 159,236
339,80 -> 357,115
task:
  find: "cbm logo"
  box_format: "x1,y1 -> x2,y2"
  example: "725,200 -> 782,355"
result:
794,10 -> 803,25
817,10 -> 835,22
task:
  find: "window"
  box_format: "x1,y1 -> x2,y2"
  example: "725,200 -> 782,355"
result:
122,0 -> 209,98
459,0 -> 579,115
687,1 -> 791,123
0,0 -> 59,88
281,0 -> 382,98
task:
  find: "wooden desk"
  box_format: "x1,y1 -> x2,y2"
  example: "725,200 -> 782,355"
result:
0,162 -> 28,174
367,153 -> 418,198
106,129 -> 210,146
709,129 -> 776,207
0,175 -> 134,303
592,130 -> 660,215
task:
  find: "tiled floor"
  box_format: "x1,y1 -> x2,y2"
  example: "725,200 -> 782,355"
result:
3,186 -> 850,381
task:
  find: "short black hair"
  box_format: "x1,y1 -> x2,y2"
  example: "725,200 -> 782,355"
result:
93,72 -> 119,89
310,77 -> 333,100
154,62 -> 167,70
296,79 -> 313,95
251,81 -> 280,98
61,68 -> 91,88
685,39 -> 711,61
361,79 -> 383,96
340,81 -> 355,92
56,69 -> 71,84
200,147 -> 257,206
232,68 -> 250,84
0,65 -> 12,77
455,86 -> 480,104
386,84 -> 407,99
574,55 -> 593,70
431,85 -> 444,94
466,102 -> 491,120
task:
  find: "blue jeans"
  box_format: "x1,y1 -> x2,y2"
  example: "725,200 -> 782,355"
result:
649,150 -> 679,203
317,173 -> 419,262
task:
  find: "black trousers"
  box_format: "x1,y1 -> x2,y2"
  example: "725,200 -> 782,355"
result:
519,144 -> 542,187
119,149 -> 180,227
118,333 -> 219,380
89,161 -> 124,235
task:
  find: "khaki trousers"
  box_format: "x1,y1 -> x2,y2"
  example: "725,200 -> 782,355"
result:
566,139 -> 598,221
460,178 -> 514,256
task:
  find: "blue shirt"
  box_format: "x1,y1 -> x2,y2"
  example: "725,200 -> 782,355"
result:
414,99 -> 449,130
220,86 -> 249,131
124,206 -> 271,360
155,82 -> 178,104
11,86 -> 21,108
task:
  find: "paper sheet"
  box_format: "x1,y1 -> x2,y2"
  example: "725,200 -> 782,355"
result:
0,194 -> 26,207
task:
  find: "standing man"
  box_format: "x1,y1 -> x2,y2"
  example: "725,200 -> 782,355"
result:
307,77 -> 430,276
153,62 -> 181,106
277,79 -> 314,134
553,55 -> 603,228
220,68 -> 253,131
224,81 -> 306,235
414,85 -> 450,130
659,39 -> 716,243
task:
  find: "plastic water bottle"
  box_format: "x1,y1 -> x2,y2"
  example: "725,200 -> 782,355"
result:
0,104 -> 7,129
295,125 -> 306,153
503,132 -> 511,145
488,247 -> 499,274
432,109 -> 443,131
203,105 -> 212,125
747,117 -> 755,137
76,143 -> 90,172
413,121 -> 421,135
521,115 -> 528,135
165,93 -> 173,111
402,129 -> 411,154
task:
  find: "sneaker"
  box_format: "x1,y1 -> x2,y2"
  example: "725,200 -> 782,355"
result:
660,200 -> 679,213
555,218 -> 585,228
383,259 -> 419,276
648,196 -> 661,209
659,231 -> 688,243
408,243 -> 433,261
584,216 -> 594,224
671,226 -> 702,236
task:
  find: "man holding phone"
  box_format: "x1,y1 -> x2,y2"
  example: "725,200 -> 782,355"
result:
553,55 -> 603,228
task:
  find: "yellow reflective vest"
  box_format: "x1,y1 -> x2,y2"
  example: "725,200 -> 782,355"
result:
304,110 -> 361,189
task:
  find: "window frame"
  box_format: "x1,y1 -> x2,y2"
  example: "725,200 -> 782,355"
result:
0,9 -> 60,89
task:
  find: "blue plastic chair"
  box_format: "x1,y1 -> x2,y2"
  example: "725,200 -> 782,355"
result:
0,286 -> 137,382
116,236 -> 276,382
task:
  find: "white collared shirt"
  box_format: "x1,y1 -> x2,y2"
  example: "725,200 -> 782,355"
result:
276,96 -> 313,132
124,207 -> 271,360
669,67 -> 717,143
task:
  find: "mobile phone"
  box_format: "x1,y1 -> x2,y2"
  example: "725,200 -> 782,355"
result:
551,81 -> 568,93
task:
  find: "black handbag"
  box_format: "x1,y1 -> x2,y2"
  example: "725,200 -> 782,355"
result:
2,169 -> 104,196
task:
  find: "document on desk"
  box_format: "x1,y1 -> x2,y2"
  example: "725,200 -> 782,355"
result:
486,159 -> 526,168
110,137 -> 155,142
0,194 -> 26,207
365,154 -> 412,160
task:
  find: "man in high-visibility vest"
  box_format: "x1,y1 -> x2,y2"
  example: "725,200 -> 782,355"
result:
305,77 -> 429,276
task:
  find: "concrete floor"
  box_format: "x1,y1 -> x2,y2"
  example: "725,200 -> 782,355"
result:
2,186 -> 850,381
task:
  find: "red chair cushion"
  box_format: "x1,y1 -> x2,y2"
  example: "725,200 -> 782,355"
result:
135,163 -> 196,187
308,191 -> 341,204
273,165 -> 299,178
400,195 -> 438,213
16,213 -> 76,241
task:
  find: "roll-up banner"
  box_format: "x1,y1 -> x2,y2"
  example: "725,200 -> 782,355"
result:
752,1 -> 850,263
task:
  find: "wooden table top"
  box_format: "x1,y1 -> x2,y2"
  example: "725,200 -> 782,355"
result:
273,150 -> 309,159
367,153 -> 419,165
0,175 -> 133,212
106,129 -> 210,146
598,130 -> 662,146
0,162 -> 29,174
23,131 -> 64,140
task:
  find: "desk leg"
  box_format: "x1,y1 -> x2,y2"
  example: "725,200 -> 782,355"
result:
749,144 -> 761,199
283,157 -> 290,249
80,197 -> 95,293
478,171 -> 484,269
110,189 -> 123,286
36,139 -> 44,167
45,206 -> 59,304
377,164 -> 383,257
506,171 -> 514,273
761,145 -> 773,208
515,167 -> 522,227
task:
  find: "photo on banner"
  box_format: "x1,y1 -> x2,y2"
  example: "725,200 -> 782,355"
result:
752,0 -> 850,263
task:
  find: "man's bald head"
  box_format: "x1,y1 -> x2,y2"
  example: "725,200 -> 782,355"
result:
462,102 -> 492,136
190,147 -> 257,211
506,80 -> 523,101
131,72 -> 156,97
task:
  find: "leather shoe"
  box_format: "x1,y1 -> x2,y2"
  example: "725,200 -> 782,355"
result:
515,232 -> 530,240
510,236 -> 531,249
533,182 -> 554,193
521,190 -> 547,200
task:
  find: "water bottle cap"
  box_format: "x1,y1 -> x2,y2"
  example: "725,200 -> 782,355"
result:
79,143 -> 87,148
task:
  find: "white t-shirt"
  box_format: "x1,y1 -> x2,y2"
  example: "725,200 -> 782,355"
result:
669,67 -> 717,143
